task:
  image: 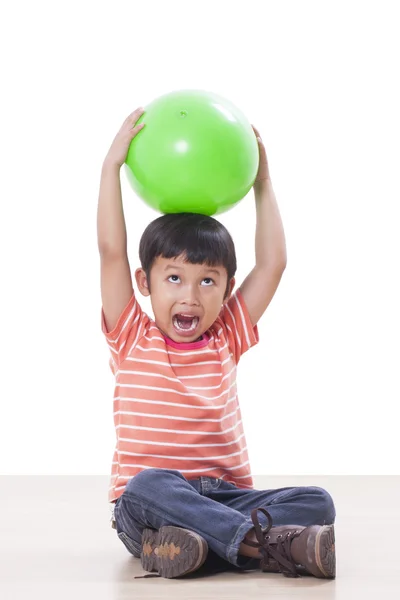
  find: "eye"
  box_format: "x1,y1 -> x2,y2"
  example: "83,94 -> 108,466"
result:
168,275 -> 180,283
201,278 -> 214,286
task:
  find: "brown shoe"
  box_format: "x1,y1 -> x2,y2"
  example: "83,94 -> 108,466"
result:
140,526 -> 208,579
244,508 -> 336,579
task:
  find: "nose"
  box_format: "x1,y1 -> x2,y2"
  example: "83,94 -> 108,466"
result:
180,283 -> 200,306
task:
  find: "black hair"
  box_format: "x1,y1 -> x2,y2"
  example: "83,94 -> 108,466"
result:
139,213 -> 237,298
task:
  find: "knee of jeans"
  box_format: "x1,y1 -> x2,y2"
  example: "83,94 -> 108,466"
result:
312,486 -> 336,524
125,468 -> 183,497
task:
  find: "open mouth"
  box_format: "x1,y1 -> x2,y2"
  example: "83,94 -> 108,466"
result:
172,314 -> 200,334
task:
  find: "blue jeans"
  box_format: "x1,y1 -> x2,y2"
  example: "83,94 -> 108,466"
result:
113,468 -> 336,571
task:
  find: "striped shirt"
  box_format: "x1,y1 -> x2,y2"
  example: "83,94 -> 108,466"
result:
101,288 -> 259,503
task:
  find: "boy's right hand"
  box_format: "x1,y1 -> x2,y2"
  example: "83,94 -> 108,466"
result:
104,107 -> 146,168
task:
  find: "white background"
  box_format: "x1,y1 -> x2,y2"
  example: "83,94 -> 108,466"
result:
1,0 -> 399,476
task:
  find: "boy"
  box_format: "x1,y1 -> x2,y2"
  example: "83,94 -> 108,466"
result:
98,107 -> 336,579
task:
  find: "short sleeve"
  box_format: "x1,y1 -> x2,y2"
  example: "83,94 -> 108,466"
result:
216,289 -> 259,364
101,290 -> 149,369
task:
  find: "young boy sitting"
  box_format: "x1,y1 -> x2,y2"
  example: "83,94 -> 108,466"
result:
98,107 -> 336,580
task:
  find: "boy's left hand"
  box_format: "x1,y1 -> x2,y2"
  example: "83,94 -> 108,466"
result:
252,125 -> 271,183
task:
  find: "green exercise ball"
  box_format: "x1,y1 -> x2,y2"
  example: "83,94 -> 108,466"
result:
125,89 -> 259,216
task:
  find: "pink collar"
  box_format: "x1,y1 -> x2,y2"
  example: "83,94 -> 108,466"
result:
163,331 -> 210,350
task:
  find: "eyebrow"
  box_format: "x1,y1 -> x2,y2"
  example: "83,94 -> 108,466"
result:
164,264 -> 222,276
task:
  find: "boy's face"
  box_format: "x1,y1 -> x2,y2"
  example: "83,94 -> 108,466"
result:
135,254 -> 235,342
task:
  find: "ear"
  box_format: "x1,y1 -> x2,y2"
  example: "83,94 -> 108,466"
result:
135,268 -> 150,297
224,277 -> 236,302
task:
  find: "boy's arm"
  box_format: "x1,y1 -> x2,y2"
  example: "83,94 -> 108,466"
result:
97,108 -> 145,332
239,130 -> 287,327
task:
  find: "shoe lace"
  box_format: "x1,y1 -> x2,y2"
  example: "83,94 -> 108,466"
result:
250,508 -> 302,578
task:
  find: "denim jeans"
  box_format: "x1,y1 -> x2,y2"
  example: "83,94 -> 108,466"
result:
113,468 -> 336,572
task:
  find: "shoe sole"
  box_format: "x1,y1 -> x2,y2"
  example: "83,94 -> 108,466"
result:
141,526 -> 208,578
315,525 -> 336,578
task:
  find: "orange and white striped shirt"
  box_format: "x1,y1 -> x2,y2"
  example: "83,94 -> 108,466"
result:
101,288 -> 259,503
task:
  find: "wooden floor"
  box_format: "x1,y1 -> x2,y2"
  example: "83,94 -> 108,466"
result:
1,475 -> 399,599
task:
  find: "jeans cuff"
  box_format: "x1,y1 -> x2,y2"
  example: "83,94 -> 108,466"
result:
226,518 -> 256,567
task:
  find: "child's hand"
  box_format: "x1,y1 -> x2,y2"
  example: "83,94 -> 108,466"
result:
252,125 -> 271,183
104,108 -> 146,168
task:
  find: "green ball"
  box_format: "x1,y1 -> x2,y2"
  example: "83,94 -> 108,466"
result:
125,89 -> 259,216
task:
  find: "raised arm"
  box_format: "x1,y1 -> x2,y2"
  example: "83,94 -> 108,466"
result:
239,126 -> 287,327
97,108 -> 145,331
